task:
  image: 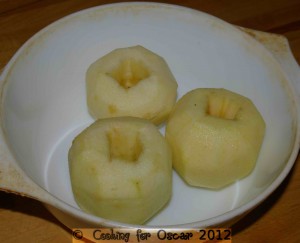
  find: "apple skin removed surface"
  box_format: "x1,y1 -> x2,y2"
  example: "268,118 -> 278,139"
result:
86,45 -> 178,125
68,117 -> 172,224
166,88 -> 266,189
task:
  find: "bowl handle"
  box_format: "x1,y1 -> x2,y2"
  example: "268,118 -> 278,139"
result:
0,126 -> 57,205
239,27 -> 300,101
0,69 -> 55,203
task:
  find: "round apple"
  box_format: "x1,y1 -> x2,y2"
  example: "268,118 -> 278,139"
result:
68,117 -> 172,224
166,88 -> 266,189
86,45 -> 178,125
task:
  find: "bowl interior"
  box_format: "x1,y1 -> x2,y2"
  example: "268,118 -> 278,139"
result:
1,3 -> 298,226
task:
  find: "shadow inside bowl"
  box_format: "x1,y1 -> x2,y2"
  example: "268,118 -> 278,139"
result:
232,154 -> 298,236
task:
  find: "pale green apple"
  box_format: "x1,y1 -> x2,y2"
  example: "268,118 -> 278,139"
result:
166,88 -> 265,189
86,45 -> 178,125
69,117 -> 172,224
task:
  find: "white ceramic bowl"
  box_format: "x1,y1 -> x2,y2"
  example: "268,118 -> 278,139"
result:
0,2 -> 299,229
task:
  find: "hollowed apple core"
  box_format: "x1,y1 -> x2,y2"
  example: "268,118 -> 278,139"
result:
108,58 -> 150,89
206,95 -> 240,120
106,127 -> 143,162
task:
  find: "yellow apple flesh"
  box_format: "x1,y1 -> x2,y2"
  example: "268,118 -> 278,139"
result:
166,88 -> 265,189
86,45 -> 178,125
69,117 -> 172,224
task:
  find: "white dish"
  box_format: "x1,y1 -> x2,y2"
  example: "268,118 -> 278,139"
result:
0,2 -> 299,228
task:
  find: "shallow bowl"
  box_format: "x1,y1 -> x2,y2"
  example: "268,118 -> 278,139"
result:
0,2 -> 299,229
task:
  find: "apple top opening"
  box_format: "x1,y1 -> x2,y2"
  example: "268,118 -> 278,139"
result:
106,127 -> 143,162
206,95 -> 240,120
107,58 -> 150,89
